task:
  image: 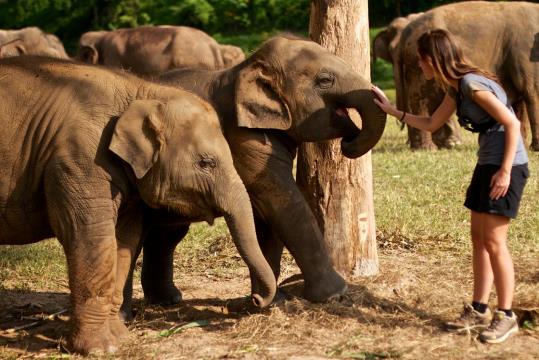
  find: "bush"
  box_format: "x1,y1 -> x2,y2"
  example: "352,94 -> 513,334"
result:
0,0 -> 310,51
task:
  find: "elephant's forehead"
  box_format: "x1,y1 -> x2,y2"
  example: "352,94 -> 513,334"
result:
279,44 -> 340,72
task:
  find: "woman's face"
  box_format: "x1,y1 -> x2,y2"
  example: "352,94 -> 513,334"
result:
418,55 -> 435,80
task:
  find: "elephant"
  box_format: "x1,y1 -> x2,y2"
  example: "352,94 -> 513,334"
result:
373,13 -> 423,64
118,35 -> 387,319
390,1 -> 539,150
0,56 -> 276,355
373,12 -> 462,150
76,25 -> 246,77
0,26 -> 69,58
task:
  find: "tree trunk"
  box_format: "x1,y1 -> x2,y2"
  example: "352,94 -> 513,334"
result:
297,0 -> 378,276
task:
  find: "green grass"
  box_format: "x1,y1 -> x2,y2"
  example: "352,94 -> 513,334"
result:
373,119 -> 539,255
0,239 -> 66,290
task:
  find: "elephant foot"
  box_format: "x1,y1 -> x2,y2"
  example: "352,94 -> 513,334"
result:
70,326 -> 119,355
272,288 -> 294,305
109,318 -> 131,340
411,143 -> 438,151
303,272 -> 347,303
144,285 -> 182,306
436,138 -> 461,149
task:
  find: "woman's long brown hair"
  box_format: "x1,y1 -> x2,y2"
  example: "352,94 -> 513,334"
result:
417,29 -> 498,90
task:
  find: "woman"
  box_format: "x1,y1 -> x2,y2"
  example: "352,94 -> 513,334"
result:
372,29 -> 529,344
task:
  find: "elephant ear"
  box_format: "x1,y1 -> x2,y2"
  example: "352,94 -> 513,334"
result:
235,60 -> 292,130
373,30 -> 391,62
109,100 -> 165,179
0,39 -> 26,58
78,45 -> 98,64
220,45 -> 245,67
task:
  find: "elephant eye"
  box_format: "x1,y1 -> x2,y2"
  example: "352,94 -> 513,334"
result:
198,157 -> 217,170
316,72 -> 335,89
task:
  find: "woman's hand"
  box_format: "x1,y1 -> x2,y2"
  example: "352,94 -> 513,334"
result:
489,168 -> 511,200
371,85 -> 398,116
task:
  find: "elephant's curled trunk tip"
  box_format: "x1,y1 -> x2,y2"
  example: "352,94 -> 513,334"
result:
251,279 -> 276,308
251,293 -> 268,308
340,89 -> 387,158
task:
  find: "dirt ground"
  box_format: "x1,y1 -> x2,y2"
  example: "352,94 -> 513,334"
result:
1,236 -> 538,359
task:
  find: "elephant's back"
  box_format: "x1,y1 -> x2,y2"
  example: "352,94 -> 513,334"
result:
168,27 -> 222,70
0,56 -> 141,107
401,1 -> 539,62
0,57 -> 137,190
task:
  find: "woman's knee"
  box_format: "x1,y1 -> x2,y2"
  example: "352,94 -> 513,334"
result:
483,235 -> 507,256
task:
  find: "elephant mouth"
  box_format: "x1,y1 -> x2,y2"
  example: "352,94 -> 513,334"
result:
333,106 -> 361,142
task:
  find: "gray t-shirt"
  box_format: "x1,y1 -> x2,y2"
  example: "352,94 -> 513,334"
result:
452,73 -> 528,166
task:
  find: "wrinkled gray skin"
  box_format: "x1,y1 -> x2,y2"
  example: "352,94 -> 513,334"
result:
77,25 -> 245,77
0,27 -> 69,58
0,56 -> 275,355
119,36 -> 387,319
392,2 -> 539,150
373,12 -> 462,150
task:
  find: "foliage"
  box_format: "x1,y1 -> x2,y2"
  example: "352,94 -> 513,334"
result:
4,1 -> 522,52
0,0 -> 310,51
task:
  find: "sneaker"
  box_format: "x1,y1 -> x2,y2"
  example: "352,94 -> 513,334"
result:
479,310 -> 519,344
444,304 -> 491,332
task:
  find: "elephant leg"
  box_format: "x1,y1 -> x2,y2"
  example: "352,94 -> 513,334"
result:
407,85 -> 440,150
45,173 -> 124,355
231,130 -> 346,303
250,177 -> 346,302
513,100 -> 529,144
141,224 -> 190,305
525,95 -> 539,151
47,209 -> 118,353
111,211 -> 143,335
119,255 -> 138,322
407,125 -> 437,150
432,117 -> 461,149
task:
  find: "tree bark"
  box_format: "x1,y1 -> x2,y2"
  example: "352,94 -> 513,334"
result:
297,0 -> 378,276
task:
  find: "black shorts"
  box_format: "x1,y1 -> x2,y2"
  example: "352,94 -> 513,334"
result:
464,163 -> 529,219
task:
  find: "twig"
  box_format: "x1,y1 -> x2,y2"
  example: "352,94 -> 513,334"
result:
5,308 -> 68,333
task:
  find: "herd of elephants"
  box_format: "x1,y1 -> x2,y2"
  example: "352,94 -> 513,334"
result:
0,1 -> 537,355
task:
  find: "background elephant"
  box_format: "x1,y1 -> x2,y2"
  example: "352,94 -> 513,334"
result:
120,35 -> 387,318
0,56 -> 275,354
373,12 -> 461,150
373,12 -> 423,64
76,25 -> 246,77
392,1 -> 539,150
0,26 -> 68,58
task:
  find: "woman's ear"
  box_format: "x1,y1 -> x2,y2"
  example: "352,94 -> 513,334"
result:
109,100 -> 165,179
235,60 -> 292,130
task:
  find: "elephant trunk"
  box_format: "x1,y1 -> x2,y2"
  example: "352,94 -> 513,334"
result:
218,178 -> 276,308
340,87 -> 387,158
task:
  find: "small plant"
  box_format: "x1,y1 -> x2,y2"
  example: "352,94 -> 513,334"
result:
158,319 -> 210,338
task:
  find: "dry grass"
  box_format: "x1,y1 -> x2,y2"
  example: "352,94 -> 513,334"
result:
1,119 -> 538,359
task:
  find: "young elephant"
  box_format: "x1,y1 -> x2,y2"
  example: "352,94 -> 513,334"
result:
0,57 -> 275,355
77,25 -> 245,77
120,36 -> 387,318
